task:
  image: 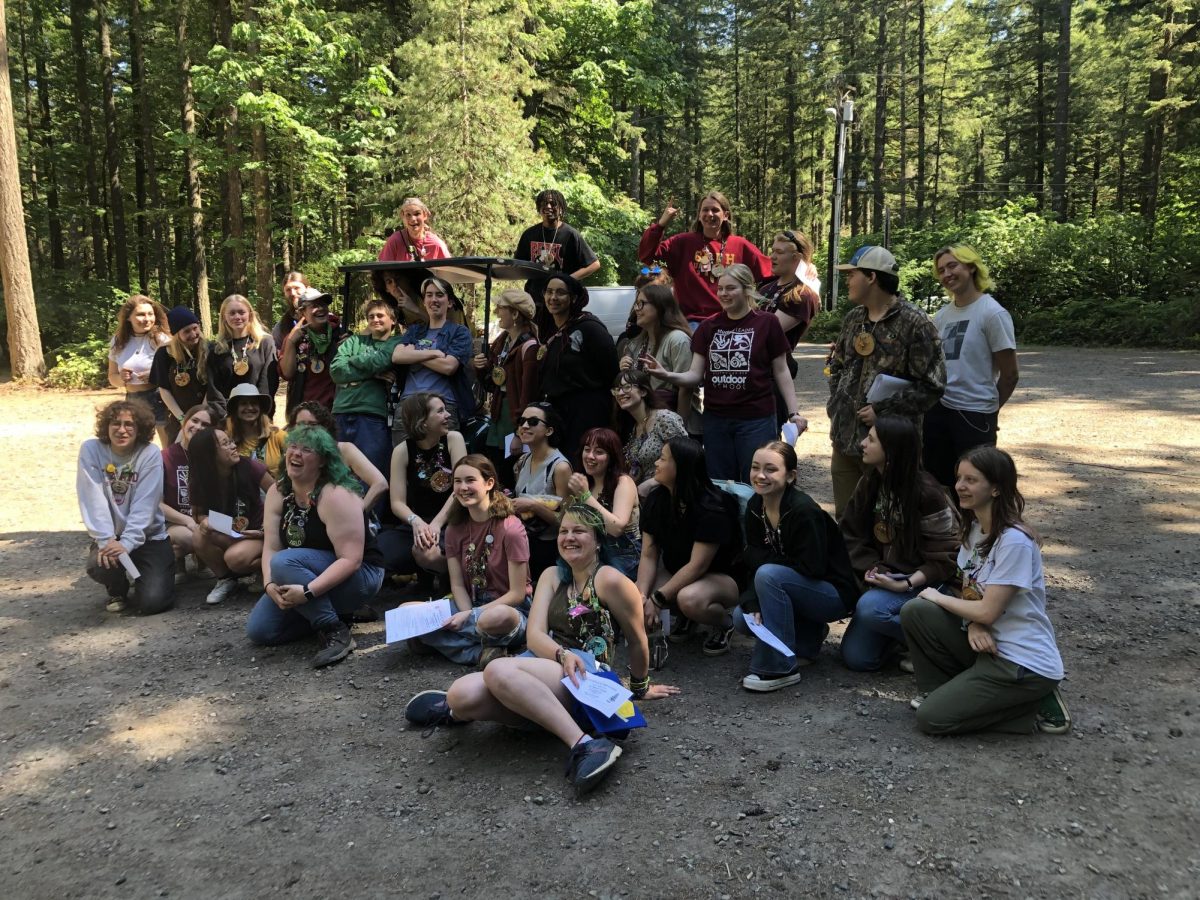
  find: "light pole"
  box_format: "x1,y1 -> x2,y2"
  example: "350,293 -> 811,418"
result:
824,94 -> 853,311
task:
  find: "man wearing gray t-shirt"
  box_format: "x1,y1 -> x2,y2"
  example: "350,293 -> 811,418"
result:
924,246 -> 1019,489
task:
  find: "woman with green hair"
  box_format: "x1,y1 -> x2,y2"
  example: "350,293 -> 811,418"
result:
246,424 -> 386,668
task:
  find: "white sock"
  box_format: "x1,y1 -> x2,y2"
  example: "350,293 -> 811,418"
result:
575,734 -> 592,745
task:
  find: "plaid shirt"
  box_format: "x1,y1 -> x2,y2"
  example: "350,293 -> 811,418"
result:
826,298 -> 946,457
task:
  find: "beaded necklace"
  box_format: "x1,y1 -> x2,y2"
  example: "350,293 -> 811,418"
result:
564,567 -> 614,663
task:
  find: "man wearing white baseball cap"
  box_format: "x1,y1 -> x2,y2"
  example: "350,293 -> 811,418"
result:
826,245 -> 946,517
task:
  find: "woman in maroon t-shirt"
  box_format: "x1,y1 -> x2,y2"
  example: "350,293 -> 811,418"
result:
161,404 -> 216,567
644,264 -> 809,482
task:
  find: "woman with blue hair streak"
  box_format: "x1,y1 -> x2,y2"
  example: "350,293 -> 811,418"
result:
246,425 -> 385,668
404,501 -> 680,794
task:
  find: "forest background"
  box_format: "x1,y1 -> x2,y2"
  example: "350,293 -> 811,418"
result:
0,0 -> 1197,385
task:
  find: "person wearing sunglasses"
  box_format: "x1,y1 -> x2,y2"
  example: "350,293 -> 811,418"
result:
759,230 -> 822,426
511,403 -> 573,580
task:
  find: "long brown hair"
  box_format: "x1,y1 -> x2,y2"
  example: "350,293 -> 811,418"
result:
113,295 -> 168,351
957,446 -> 1039,557
689,190 -> 734,239
447,454 -> 515,525
636,284 -> 690,347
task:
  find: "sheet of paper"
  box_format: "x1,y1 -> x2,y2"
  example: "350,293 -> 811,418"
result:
118,552 -> 140,580
866,373 -> 913,405
561,672 -> 633,719
781,422 -> 799,445
744,615 -> 796,658
503,433 -> 529,457
385,598 -> 453,643
207,510 -> 243,539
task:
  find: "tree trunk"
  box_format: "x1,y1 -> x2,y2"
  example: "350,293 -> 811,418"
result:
98,0 -> 129,290
1050,0 -> 1071,220
915,0 -> 926,225
785,1 -> 797,226
247,3 -> 274,324
1033,1 -> 1046,210
0,0 -> 45,379
16,2 -> 41,267
179,1 -> 210,329
627,107 -> 641,203
898,3 -> 908,223
731,5 -> 740,206
131,0 -> 166,301
129,0 -> 148,291
1139,6 -> 1175,226
216,0 -> 246,296
871,5 -> 887,232
32,2 -> 64,269
932,57 -> 948,226
69,0 -> 106,278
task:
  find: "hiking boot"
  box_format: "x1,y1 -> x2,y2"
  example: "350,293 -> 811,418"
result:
404,690 -> 463,735
205,576 -> 240,606
1036,686 -> 1071,734
344,603 -> 379,623
564,737 -> 622,793
312,622 -> 355,668
105,595 -> 126,613
742,670 -> 803,693
667,614 -> 694,644
702,624 -> 735,657
478,646 -> 508,669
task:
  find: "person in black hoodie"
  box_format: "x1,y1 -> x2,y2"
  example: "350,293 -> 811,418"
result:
734,441 -> 859,692
537,273 -> 618,462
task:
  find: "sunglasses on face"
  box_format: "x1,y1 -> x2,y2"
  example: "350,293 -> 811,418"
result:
516,416 -> 546,427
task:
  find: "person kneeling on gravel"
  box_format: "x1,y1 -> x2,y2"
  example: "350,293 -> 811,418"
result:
245,425 -> 385,668
77,400 -> 176,615
405,503 -> 679,794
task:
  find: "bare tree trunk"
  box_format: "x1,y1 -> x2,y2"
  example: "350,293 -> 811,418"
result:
131,0 -> 166,301
915,0 -> 926,225
129,0 -> 148,291
785,0 -> 797,225
248,3 -> 274,324
69,0 -> 106,278
898,3 -> 908,222
731,4 -> 741,206
32,2 -> 64,269
98,0 -> 129,290
179,0 -> 210,329
932,57 -> 948,227
871,5 -> 887,231
216,0 -> 246,296
1033,0 -> 1046,210
1050,0 -> 1071,220
1139,7 -> 1175,226
0,0 -> 45,379
16,2 -> 41,266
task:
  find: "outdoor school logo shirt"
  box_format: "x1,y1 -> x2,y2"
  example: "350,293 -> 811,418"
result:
691,309 -> 789,419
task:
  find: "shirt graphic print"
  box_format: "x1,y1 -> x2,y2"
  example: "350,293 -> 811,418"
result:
530,241 -> 563,268
709,326 -> 755,390
941,320 -> 970,361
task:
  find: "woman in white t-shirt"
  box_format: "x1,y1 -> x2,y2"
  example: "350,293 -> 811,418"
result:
901,446 -> 1070,736
108,294 -> 171,445
923,245 -> 1019,490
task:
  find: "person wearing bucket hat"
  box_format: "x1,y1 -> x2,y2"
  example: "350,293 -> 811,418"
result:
473,288 -> 541,466
150,305 -> 213,444
280,287 -> 346,418
223,383 -> 278,462
826,245 -> 946,518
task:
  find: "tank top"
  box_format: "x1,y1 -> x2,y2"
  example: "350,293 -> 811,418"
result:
546,568 -> 616,665
405,435 -> 453,520
514,448 -> 568,539
279,484 -> 384,566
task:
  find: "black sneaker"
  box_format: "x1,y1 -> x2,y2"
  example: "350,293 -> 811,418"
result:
1036,686 -> 1071,734
312,622 -> 355,668
564,737 -> 622,793
702,624 -> 735,657
404,690 -> 463,736
667,614 -> 694,644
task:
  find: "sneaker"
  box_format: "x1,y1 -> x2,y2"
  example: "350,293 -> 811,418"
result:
105,595 -> 126,613
898,655 -> 915,674
478,646 -> 508,669
702,624 -> 736,657
742,670 -> 803,693
404,690 -> 463,735
312,622 -> 355,668
909,693 -> 927,710
205,576 -> 240,606
1036,686 -> 1072,735
564,737 -> 622,793
667,614 -> 694,644
649,634 -> 670,670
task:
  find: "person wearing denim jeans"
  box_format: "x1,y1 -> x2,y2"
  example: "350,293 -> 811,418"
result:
702,413 -> 781,484
840,583 -> 929,672
733,442 -> 859,691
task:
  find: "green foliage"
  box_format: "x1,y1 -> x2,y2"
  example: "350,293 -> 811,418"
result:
545,171 -> 652,284
46,339 -> 110,390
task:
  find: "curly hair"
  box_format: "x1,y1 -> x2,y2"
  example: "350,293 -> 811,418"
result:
287,400 -> 338,437
278,425 -> 362,496
446,454 -> 515,525
113,295 -> 169,351
95,399 -> 156,445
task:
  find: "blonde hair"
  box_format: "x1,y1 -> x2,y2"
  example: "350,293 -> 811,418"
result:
214,294 -> 269,354
934,244 -> 994,293
720,263 -> 766,307
166,327 -> 209,385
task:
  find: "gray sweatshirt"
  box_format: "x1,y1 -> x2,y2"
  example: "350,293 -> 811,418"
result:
76,439 -> 167,551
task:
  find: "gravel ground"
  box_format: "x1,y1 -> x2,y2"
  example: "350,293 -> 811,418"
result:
1,345 -> 1197,899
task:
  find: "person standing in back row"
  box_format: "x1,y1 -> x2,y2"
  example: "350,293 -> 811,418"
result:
827,246 -> 945,518
639,191 -> 770,325
280,288 -> 345,418
515,189 -> 600,333
922,245 -> 1019,492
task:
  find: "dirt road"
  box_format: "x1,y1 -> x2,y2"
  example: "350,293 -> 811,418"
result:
1,346 -> 1197,899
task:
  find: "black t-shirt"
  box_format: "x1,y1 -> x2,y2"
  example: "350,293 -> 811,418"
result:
514,222 -> 597,275
641,485 -> 739,577
149,344 -> 209,412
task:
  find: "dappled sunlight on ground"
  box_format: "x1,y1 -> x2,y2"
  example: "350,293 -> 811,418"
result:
104,696 -> 230,760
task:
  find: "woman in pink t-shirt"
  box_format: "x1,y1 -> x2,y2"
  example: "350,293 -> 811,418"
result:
407,454 -> 532,667
378,196 -> 452,263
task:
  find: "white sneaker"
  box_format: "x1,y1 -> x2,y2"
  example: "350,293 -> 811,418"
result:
206,577 -> 240,606
909,693 -> 927,710
742,671 -> 803,693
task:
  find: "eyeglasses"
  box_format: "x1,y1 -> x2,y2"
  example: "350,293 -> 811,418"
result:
516,416 -> 546,427
611,385 -> 638,396
631,300 -> 646,311
639,265 -> 662,276
111,420 -> 136,431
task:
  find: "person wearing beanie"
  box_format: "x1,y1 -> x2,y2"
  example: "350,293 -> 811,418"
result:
150,304 -> 213,444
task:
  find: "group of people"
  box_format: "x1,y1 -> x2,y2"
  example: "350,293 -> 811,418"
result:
77,189 -> 1068,795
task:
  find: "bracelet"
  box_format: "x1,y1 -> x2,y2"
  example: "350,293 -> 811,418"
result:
555,647 -> 565,665
265,581 -> 277,592
406,513 -> 418,526
629,672 -> 651,699
650,589 -> 667,609
578,489 -> 592,503
901,575 -> 913,588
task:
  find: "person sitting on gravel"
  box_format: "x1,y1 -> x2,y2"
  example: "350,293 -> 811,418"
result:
839,416 -> 959,673
187,426 -> 275,606
732,441 -> 859,693
404,502 -> 679,794
77,399 -> 175,615
403,454 -> 531,667
160,404 -> 216,576
224,383 -> 277,463
902,447 -> 1070,735
636,436 -> 743,657
246,425 -> 385,668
